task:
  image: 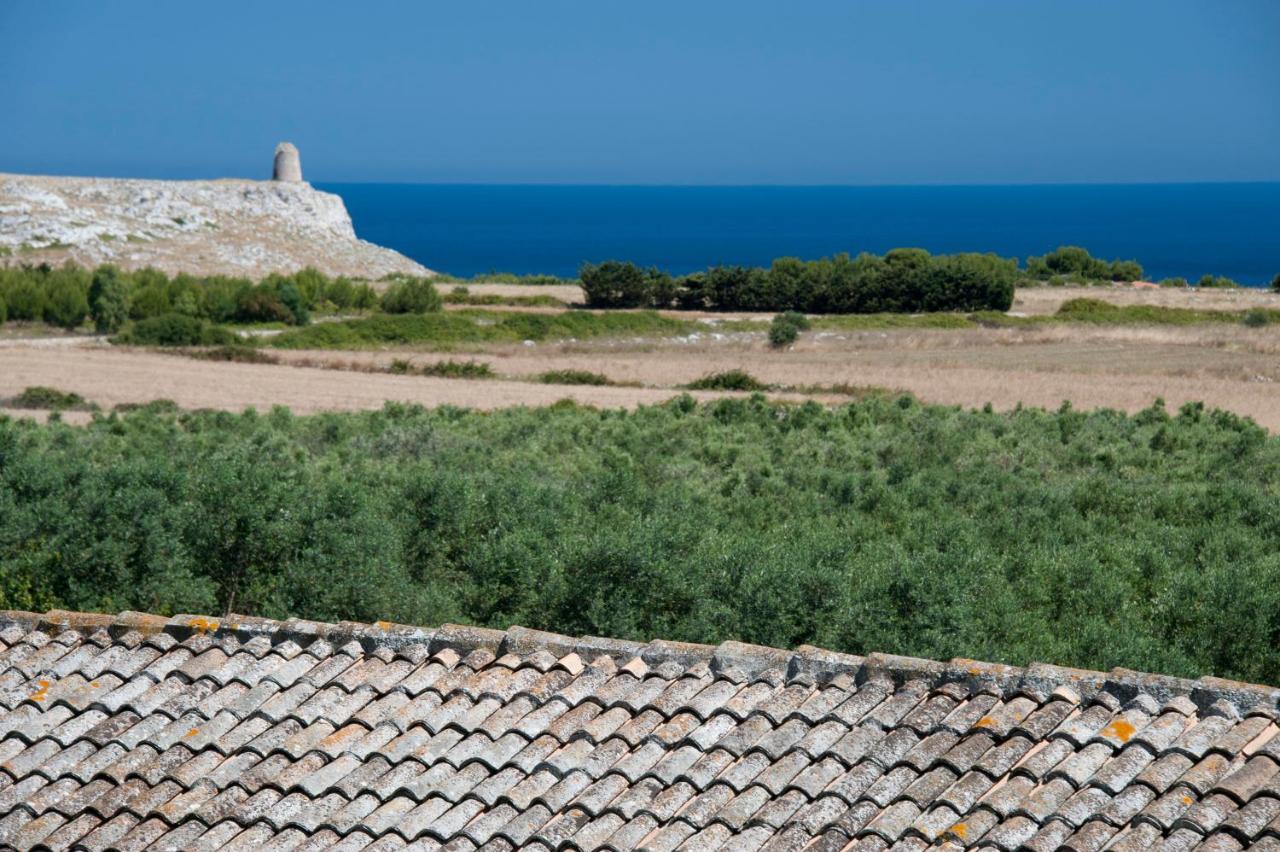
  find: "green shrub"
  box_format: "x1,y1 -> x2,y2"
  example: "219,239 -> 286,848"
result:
1159,277 -> 1189,288
1197,274 -> 1238,289
113,313 -> 237,347
381,278 -> 443,314
684,369 -> 769,391
769,312 -> 809,348
768,321 -> 799,347
580,261 -> 674,308
0,295 -> 6,325
351,283 -> 379,311
538,369 -> 611,385
8,386 -> 94,411
234,288 -> 294,324
1024,246 -> 1144,283
1271,273 -> 1280,293
387,358 -> 493,379
1243,310 -> 1270,328
185,346 -> 279,363
418,360 -> 494,379
1,276 -> 47,321
89,266 -> 131,333
1108,259 -> 1144,281
322,276 -> 357,309
42,266 -> 91,328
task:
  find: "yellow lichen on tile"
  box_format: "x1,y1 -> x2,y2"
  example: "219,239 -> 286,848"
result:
30,679 -> 51,702
1102,718 -> 1136,742
188,616 -> 220,634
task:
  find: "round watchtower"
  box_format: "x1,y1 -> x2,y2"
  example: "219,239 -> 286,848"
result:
272,142 -> 303,182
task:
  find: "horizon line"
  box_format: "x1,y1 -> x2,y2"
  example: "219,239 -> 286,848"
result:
313,179 -> 1280,189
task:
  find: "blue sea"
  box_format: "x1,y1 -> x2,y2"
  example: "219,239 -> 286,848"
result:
318,183 -> 1280,285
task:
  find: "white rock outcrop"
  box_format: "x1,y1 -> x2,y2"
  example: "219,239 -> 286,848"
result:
0,173 -> 430,279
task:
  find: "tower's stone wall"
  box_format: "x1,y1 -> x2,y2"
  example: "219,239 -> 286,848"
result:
272,142 -> 303,182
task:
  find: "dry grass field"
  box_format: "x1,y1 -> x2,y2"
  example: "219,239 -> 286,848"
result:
1010,284 -> 1280,315
5,285 -> 1280,428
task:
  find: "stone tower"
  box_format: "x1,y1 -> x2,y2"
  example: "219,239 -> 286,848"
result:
272,142 -> 303,182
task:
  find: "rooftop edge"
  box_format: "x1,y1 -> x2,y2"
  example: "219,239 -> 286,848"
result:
1,608 -> 1276,717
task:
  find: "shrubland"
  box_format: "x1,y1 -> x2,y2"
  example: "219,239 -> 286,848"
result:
581,249 -> 1019,313
0,263 -> 378,331
1023,246 -> 1144,284
3,396 -> 1278,683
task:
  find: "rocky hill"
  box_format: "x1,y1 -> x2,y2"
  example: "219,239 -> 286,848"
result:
0,173 -> 431,279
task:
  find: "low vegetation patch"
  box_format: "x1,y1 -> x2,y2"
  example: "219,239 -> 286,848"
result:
537,369 -> 613,386
442,287 -> 566,308
183,346 -> 280,364
783,383 -> 895,398
267,309 -> 695,350
768,311 -> 811,347
426,272 -> 578,287
7,386 -> 97,411
112,313 -> 238,347
684,369 -> 770,391
380,278 -> 443,314
1053,298 -> 1280,326
390,359 -> 495,379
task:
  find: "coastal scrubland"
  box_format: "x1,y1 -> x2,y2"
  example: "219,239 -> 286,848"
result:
3,396 -> 1278,684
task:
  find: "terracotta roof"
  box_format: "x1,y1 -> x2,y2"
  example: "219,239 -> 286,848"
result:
0,609 -> 1278,851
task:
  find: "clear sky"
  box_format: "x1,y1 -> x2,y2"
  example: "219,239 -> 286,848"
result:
2,1 -> 1277,184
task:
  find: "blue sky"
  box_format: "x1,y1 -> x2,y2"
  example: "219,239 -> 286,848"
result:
2,1 -> 1277,184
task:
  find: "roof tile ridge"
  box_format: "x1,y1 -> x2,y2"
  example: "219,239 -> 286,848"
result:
2,609 -> 1278,716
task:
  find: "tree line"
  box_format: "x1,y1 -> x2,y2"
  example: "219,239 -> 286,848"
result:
0,264 -> 446,333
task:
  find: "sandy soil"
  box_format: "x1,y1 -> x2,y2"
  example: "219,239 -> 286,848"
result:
261,321 -> 1280,427
0,346 -> 815,418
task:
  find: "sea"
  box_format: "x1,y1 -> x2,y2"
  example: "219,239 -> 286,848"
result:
318,183 -> 1280,285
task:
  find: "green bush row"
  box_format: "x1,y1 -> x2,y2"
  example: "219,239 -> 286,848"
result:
581,249 -> 1019,313
0,263 -> 383,331
0,263 -> 454,333
3,396 -> 1280,683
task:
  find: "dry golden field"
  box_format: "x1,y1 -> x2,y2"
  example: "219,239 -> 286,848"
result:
4,285 -> 1280,428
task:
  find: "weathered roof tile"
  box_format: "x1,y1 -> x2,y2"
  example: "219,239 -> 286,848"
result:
0,608 -> 1274,848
